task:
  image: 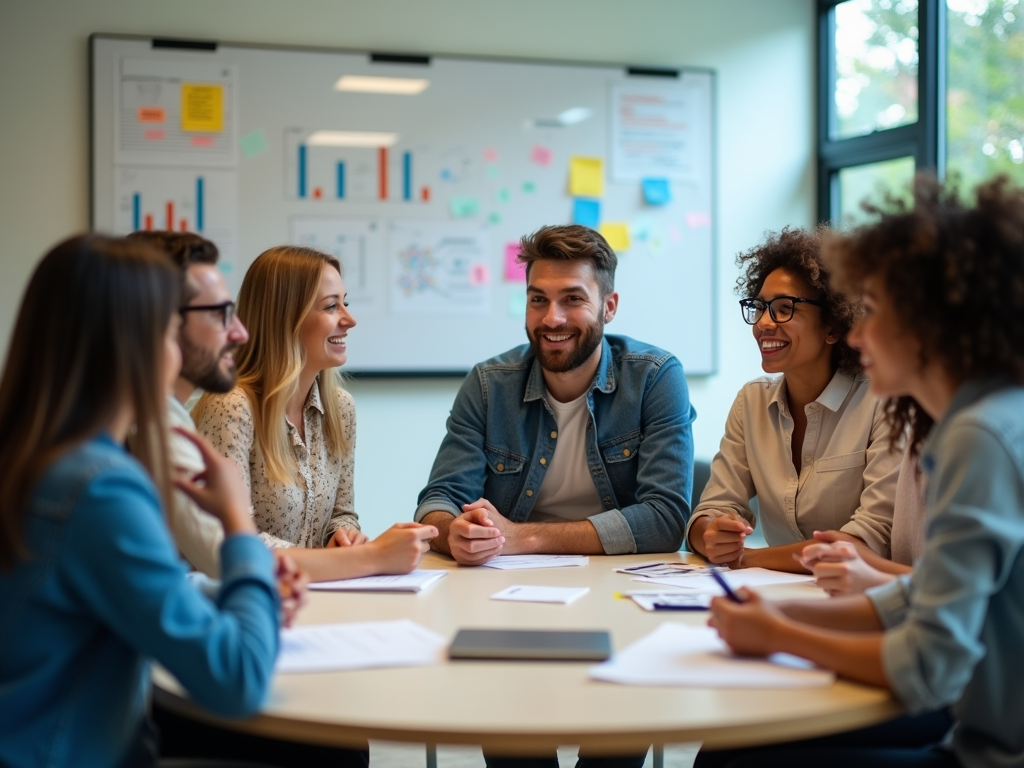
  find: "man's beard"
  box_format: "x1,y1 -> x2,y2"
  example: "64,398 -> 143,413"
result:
180,334 -> 238,394
527,318 -> 604,374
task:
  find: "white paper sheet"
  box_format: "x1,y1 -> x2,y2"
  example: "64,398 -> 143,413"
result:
638,567 -> 815,594
590,623 -> 835,688
490,585 -> 590,604
308,569 -> 447,593
614,561 -> 708,578
482,555 -> 590,570
624,591 -> 711,612
275,619 -> 446,673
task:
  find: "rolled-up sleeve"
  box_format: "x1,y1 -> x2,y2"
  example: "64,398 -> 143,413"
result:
837,405 -> 900,555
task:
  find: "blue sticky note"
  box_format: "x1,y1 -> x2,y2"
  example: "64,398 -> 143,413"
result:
572,198 -> 601,229
642,177 -> 671,206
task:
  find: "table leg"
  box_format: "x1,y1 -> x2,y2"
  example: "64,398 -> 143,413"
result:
652,744 -> 664,768
426,744 -> 438,768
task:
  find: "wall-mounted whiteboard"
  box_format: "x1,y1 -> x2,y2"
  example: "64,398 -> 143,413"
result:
91,34 -> 716,375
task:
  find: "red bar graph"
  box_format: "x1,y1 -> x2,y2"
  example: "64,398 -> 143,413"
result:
165,202 -> 174,231
421,186 -> 431,202
179,218 -> 188,232
144,214 -> 154,230
378,147 -> 388,200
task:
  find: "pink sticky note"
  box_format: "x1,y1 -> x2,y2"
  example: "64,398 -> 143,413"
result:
669,225 -> 682,243
470,263 -> 491,286
530,145 -> 553,167
484,147 -> 499,162
504,242 -> 527,282
144,129 -> 166,141
190,135 -> 215,148
685,211 -> 711,229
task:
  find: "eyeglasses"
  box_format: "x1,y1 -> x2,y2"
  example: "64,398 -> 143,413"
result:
180,300 -> 236,330
739,296 -> 824,325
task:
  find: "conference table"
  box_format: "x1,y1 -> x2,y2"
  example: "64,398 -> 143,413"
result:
153,551 -> 900,759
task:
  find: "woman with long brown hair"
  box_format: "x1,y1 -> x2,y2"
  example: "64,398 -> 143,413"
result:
0,235 -> 279,768
194,246 -> 436,582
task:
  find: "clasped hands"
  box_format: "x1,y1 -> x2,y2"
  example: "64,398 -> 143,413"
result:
447,498 -> 520,566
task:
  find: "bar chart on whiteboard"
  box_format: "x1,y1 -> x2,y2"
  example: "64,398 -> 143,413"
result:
113,167 -> 239,268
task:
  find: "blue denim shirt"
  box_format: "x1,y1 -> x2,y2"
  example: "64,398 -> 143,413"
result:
0,434 -> 280,768
415,335 -> 696,553
867,379 -> 1024,768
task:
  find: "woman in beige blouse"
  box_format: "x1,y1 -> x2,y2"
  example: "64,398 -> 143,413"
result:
193,246 -> 437,582
687,227 -> 903,572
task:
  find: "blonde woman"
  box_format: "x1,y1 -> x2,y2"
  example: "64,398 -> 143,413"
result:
194,246 -> 436,582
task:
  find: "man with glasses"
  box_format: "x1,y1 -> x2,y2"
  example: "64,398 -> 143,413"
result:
126,231 -> 248,576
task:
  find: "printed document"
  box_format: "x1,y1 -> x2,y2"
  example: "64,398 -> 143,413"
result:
309,569 -> 448,593
276,619 -> 446,673
481,555 -> 589,570
590,623 -> 835,688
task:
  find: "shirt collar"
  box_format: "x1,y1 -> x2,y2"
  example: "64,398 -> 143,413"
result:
766,369 -> 857,417
920,377 -> 1009,474
305,375 -> 325,415
524,336 -> 614,402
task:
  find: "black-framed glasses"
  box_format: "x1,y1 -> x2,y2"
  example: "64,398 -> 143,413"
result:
179,300 -> 235,330
739,296 -> 824,325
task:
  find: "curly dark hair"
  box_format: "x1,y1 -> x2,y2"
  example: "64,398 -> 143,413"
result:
735,226 -> 861,376
826,173 -> 1024,453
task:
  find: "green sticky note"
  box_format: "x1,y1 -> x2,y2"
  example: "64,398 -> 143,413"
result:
449,196 -> 480,218
497,188 -> 511,204
522,181 -> 536,194
488,211 -> 501,224
239,130 -> 268,158
508,290 -> 527,318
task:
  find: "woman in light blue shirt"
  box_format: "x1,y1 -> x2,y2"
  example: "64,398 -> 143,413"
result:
697,175 -> 1024,768
0,235 -> 280,768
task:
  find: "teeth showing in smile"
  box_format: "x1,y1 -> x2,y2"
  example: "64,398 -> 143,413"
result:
328,337 -> 345,344
545,334 -> 572,342
761,340 -> 787,350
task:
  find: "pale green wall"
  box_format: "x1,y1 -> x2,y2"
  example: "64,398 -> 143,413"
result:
0,0 -> 815,536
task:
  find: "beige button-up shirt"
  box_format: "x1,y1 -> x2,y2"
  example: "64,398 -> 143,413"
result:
195,382 -> 360,549
689,371 -> 899,555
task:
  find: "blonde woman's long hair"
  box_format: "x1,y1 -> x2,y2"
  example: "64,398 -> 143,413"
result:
193,246 -> 348,486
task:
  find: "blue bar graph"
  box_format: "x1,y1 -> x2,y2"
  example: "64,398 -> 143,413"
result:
337,162 -> 345,199
196,177 -> 205,232
298,144 -> 307,198
403,151 -> 411,201
132,193 -> 141,231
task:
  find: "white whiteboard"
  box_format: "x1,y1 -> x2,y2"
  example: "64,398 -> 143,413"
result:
91,35 -> 716,374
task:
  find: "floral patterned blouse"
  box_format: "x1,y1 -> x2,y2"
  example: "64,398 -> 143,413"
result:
194,382 -> 359,549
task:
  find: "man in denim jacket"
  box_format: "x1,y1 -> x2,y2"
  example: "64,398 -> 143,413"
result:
416,224 -> 696,567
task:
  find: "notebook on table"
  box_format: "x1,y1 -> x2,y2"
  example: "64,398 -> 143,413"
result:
448,628 -> 612,661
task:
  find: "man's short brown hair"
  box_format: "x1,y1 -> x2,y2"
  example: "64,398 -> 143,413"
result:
517,225 -> 617,296
124,231 -> 219,303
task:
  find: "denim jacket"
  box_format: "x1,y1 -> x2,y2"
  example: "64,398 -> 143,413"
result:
0,434 -> 279,768
415,335 -> 696,553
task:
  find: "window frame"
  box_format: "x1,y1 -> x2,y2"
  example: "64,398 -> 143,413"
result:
817,0 -> 946,222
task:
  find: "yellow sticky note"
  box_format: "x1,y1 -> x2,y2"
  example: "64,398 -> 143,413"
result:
181,84 -> 224,133
600,222 -> 631,252
569,156 -> 604,197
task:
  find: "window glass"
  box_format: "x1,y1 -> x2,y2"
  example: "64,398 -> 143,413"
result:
947,0 -> 1024,188
834,0 -> 920,139
837,156 -> 916,226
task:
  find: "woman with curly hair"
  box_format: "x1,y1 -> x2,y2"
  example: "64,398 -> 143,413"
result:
699,175 -> 1024,767
686,226 -> 902,572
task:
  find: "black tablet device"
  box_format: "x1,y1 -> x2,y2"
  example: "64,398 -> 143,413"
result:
448,628 -> 612,661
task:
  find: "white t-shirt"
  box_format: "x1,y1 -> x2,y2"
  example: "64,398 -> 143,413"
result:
529,390 -> 604,522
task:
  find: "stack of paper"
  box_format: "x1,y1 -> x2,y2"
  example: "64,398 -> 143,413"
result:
276,619 -> 447,673
481,554 -> 589,570
308,569 -> 447,593
638,567 -> 814,594
590,623 -> 834,688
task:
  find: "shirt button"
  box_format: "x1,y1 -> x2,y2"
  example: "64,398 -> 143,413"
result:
623,448 -> 631,457
550,431 -> 558,439
804,455 -> 811,464
496,463 -> 504,472
539,457 -> 547,465
525,489 -> 534,497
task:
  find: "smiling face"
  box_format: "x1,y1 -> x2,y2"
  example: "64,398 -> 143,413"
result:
179,263 -> 249,393
848,274 -> 924,400
753,268 -> 835,380
298,264 -> 356,373
525,259 -> 618,374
